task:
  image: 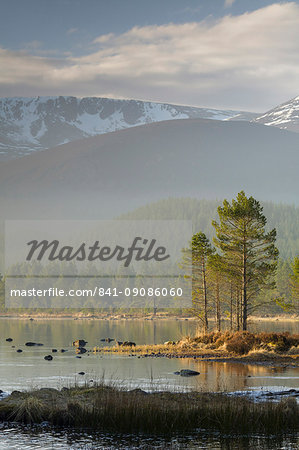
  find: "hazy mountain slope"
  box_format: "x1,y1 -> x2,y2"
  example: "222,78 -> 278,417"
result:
0,96 -> 258,160
0,118 -> 298,218
254,96 -> 299,132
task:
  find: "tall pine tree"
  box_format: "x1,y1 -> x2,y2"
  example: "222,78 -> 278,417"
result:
290,256 -> 299,309
207,253 -> 226,332
212,191 -> 278,330
181,232 -> 214,332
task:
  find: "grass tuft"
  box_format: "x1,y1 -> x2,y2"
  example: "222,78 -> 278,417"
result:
10,396 -> 45,424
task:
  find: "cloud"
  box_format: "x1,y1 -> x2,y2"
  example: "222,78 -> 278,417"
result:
1,3 -> 299,110
224,0 -> 235,8
67,28 -> 79,35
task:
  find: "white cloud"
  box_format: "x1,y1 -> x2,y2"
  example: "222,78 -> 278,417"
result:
1,3 -> 299,111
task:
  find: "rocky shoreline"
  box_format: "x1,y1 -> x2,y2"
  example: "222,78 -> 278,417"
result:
92,332 -> 299,367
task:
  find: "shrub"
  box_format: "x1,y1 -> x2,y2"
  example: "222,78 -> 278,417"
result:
224,332 -> 257,355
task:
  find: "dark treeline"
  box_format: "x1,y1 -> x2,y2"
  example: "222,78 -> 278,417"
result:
120,197 -> 299,259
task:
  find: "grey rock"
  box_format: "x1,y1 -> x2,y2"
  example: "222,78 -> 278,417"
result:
25,342 -> 43,346
174,369 -> 200,377
76,347 -> 87,354
129,388 -> 148,395
72,339 -> 87,347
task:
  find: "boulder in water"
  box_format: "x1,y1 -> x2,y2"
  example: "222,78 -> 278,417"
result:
25,342 -> 43,347
72,339 -> 87,347
174,369 -> 200,377
76,347 -> 87,354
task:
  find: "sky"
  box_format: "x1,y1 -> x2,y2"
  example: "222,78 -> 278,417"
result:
1,0 -> 299,111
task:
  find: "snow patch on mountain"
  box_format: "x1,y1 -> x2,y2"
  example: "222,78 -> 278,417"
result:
0,96 -> 257,160
254,96 -> 299,132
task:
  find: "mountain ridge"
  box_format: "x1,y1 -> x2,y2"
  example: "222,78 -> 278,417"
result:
254,95 -> 299,132
0,96 -> 258,161
0,118 -> 298,219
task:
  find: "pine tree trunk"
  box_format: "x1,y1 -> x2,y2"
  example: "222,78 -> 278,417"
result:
242,246 -> 247,331
202,259 -> 208,333
230,283 -> 233,331
216,278 -> 221,331
236,290 -> 240,331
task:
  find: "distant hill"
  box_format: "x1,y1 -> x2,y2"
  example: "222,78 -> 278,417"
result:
119,198 -> 299,260
0,96 -> 257,161
254,95 -> 299,132
0,118 -> 298,219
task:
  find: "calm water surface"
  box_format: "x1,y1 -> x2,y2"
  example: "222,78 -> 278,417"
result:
0,318 -> 298,449
0,425 -> 298,449
0,318 -> 298,394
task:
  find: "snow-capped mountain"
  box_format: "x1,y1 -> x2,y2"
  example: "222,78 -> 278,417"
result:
0,96 -> 257,160
254,96 -> 299,132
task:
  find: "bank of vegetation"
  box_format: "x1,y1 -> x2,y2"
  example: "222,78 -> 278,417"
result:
0,385 -> 298,435
96,331 -> 299,363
